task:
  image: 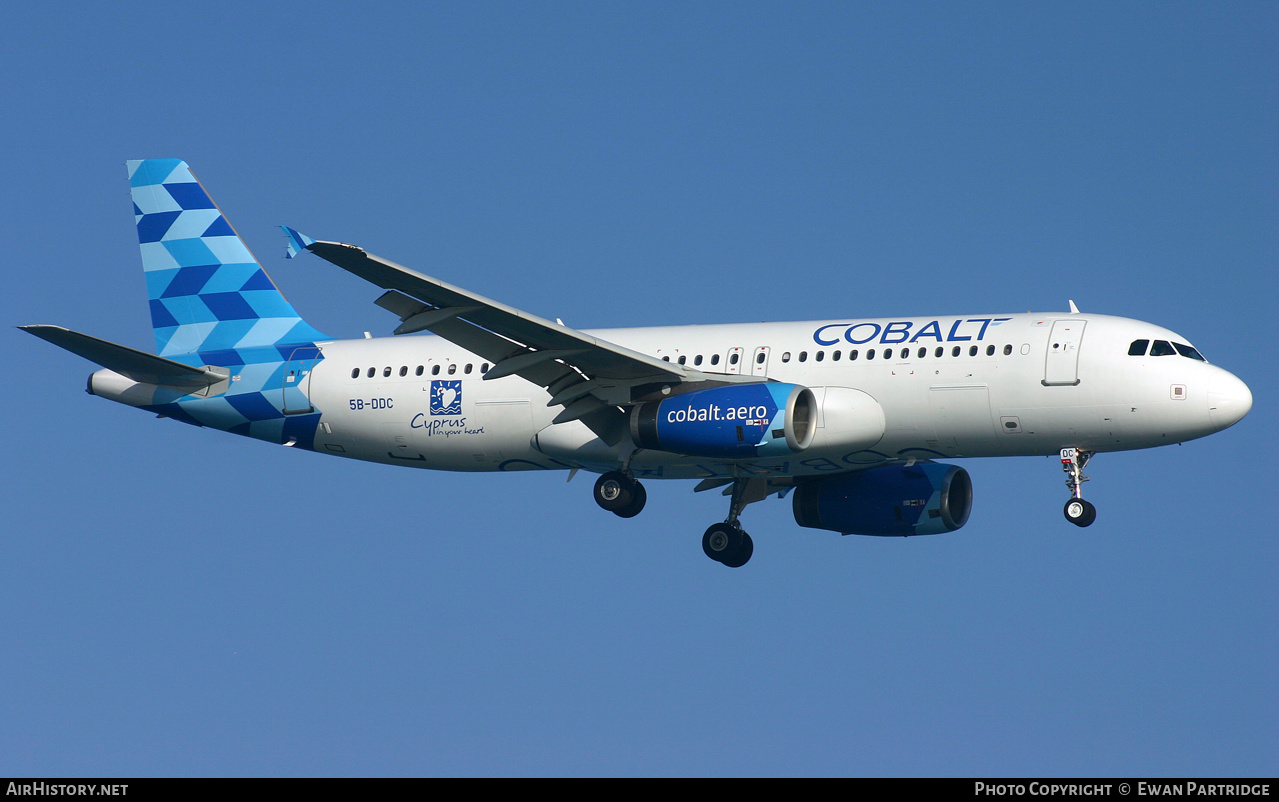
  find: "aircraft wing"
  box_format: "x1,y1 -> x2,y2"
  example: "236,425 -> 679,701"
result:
300,238 -> 683,380
288,231 -> 752,441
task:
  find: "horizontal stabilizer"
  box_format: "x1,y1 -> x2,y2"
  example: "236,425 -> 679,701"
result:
20,325 -> 226,390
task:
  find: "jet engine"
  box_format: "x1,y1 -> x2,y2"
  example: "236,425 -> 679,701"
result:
793,462 -> 972,536
630,382 -> 816,459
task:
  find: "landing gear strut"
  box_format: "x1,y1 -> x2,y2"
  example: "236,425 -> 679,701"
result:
1060,448 -> 1097,527
701,478 -> 759,567
594,471 -> 646,519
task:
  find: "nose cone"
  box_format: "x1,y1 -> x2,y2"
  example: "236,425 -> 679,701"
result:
1208,370 -> 1253,430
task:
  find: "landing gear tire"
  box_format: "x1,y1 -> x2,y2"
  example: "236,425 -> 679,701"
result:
721,532 -> 753,568
702,523 -> 753,567
612,481 -> 646,519
1064,498 -> 1097,527
594,471 -> 635,512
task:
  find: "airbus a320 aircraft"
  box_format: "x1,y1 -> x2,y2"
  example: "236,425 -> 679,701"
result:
22,160 -> 1253,567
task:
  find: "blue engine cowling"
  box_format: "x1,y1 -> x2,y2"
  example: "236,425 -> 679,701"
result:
792,463 -> 973,536
630,383 -> 816,459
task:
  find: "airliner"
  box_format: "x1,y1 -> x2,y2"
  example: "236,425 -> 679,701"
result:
21,160 -> 1253,567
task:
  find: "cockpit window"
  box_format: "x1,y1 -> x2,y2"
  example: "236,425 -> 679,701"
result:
1128,339 -> 1149,356
1173,342 -> 1206,361
1150,340 -> 1176,356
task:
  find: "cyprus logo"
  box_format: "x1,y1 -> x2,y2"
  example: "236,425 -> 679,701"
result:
430,380 -> 462,415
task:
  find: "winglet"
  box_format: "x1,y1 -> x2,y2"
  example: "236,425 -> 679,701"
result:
281,226 -> 316,259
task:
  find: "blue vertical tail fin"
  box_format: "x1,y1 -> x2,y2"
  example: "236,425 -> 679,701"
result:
128,159 -> 328,358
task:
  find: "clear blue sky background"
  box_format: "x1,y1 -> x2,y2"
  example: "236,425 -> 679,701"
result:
3,3 -> 1274,777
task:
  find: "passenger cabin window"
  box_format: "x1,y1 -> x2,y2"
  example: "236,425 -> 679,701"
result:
351,368 -> 360,379
798,351 -> 807,363
1128,339 -> 1150,356
1003,344 -> 1012,355
815,351 -> 824,362
432,365 -> 441,375
1150,340 -> 1176,357
695,355 -> 703,366
711,354 -> 720,366
448,364 -> 457,374
781,352 -> 791,363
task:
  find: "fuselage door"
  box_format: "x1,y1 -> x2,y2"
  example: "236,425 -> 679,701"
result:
1043,320 -> 1086,386
750,346 -> 770,377
725,347 -> 744,375
283,346 -> 321,414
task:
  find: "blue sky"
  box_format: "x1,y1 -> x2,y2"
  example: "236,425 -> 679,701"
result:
3,3 -> 1275,776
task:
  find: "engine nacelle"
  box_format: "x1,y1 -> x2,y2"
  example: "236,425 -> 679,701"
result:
804,386 -> 886,454
630,382 -> 816,459
793,463 -> 973,536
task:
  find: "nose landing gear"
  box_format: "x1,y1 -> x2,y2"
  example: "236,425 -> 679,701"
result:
1060,448 -> 1097,527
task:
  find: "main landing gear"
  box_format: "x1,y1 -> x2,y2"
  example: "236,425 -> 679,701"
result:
701,478 -> 763,568
593,471 -> 647,519
593,470 -> 759,567
702,522 -> 753,568
1060,447 -> 1097,527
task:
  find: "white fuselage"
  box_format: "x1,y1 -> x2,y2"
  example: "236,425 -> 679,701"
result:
297,312 -> 1250,480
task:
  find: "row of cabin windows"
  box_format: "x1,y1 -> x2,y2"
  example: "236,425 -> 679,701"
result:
1128,339 -> 1206,361
351,362 -> 491,379
660,344 -> 1016,365
352,342 -> 1024,380
663,353 -> 732,366
784,344 -> 1013,362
